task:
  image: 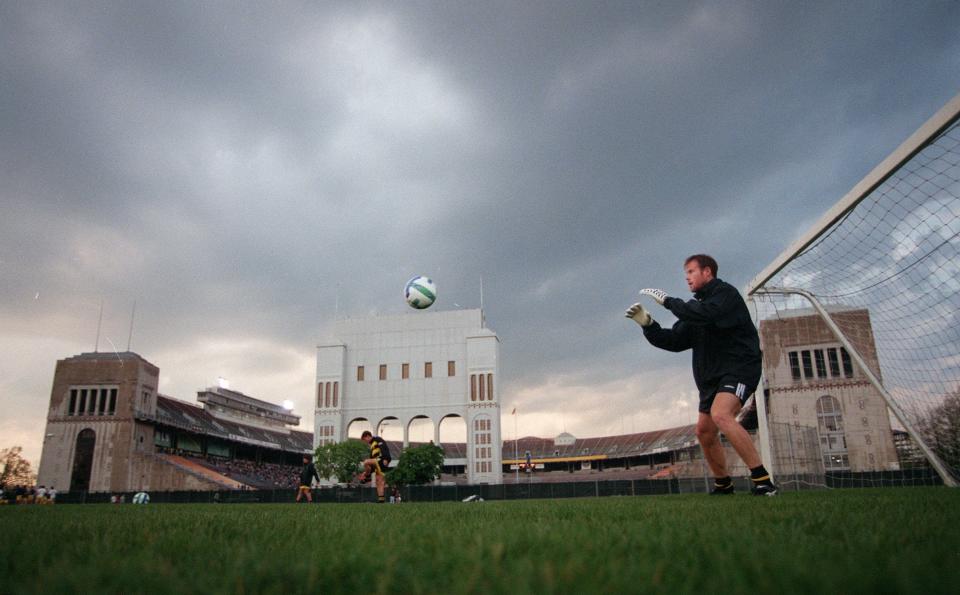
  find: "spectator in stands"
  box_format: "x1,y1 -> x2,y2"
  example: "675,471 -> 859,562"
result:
358,431 -> 392,504
36,485 -> 47,503
296,455 -> 319,503
628,254 -> 777,496
48,486 -> 57,504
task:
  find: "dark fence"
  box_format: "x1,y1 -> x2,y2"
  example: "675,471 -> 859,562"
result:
52,469 -> 945,505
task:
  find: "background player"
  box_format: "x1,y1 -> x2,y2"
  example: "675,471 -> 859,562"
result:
296,455 -> 319,503
358,430 -> 392,503
626,254 -> 777,496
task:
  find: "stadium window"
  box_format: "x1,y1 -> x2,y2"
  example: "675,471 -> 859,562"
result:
317,384 -> 323,408
380,364 -> 387,381
88,390 -> 98,414
333,382 -> 338,408
814,350 -> 827,379
78,389 -> 87,414
788,352 -> 801,381
478,374 -> 485,401
470,375 -> 477,401
402,363 -> 409,379
357,366 -> 365,381
487,373 -> 493,400
325,382 -> 332,408
827,348 -> 840,377
840,348 -> 854,378
448,361 -> 456,377
68,389 -> 78,415
98,389 -> 108,415
108,388 -> 117,414
425,362 -> 432,378
801,350 -> 813,379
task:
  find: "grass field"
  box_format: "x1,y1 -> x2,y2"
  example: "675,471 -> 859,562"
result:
2,488 -> 959,594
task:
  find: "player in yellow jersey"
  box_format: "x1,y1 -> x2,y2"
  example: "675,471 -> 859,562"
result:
358,430 -> 392,503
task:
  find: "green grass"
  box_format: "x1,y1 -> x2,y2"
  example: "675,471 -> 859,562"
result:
2,488 -> 959,594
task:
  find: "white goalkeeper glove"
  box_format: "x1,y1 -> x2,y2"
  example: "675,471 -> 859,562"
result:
625,303 -> 654,327
639,288 -> 668,306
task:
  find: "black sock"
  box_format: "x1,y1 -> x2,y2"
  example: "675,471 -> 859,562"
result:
714,476 -> 732,488
750,465 -> 772,485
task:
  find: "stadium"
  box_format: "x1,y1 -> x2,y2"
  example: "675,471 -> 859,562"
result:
4,5 -> 960,594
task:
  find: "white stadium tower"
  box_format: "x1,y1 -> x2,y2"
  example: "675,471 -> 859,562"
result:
314,309 -> 503,485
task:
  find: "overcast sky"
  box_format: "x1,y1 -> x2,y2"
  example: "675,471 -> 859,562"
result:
2,1 -> 958,465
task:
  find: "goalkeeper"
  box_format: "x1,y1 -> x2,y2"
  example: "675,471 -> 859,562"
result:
626,254 -> 777,496
358,430 -> 392,503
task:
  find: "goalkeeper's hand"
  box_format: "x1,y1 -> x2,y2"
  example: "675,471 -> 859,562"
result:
639,288 -> 668,306
625,303 -> 654,327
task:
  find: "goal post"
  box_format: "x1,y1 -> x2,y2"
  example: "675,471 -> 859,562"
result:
747,92 -> 960,487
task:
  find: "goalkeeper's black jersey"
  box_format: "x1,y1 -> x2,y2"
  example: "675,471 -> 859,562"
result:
642,278 -> 762,397
369,436 -> 391,463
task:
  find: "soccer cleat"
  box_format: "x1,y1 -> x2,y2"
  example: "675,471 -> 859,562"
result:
710,484 -> 735,495
750,483 -> 779,497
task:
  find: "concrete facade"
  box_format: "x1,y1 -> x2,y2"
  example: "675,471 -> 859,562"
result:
759,308 -> 899,472
34,352 -> 217,493
316,309 -> 503,484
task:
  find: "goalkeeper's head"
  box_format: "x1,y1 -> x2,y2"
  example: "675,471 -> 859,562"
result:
684,254 -> 717,292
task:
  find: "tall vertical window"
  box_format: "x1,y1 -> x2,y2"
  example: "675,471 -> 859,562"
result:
470,375 -> 477,401
817,395 -> 850,470
448,361 -> 456,377
317,384 -> 323,408
788,352 -> 801,381
332,382 -> 338,408
827,348 -> 840,377
425,362 -> 432,378
487,373 -> 494,400
379,365 -> 387,381
357,366 -> 365,381
801,350 -> 813,379
402,363 -> 409,379
840,348 -> 854,377
98,389 -> 108,415
108,389 -> 117,415
78,389 -> 88,415
478,374 -> 485,401
325,382 -> 332,408
69,389 -> 78,415
814,350 -> 827,378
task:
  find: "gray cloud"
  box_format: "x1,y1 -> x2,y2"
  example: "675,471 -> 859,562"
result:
2,0 -> 959,463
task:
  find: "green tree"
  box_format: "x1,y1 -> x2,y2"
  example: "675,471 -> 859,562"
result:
314,439 -> 369,484
387,442 -> 445,488
0,446 -> 35,488
916,391 -> 960,474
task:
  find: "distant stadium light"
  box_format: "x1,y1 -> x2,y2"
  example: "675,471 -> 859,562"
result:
217,377 -> 230,389
282,400 -> 294,411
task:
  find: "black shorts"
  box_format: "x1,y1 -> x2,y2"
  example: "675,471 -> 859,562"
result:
699,374 -> 759,414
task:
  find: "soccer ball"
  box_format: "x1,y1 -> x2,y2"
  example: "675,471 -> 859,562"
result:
132,491 -> 150,504
404,276 -> 437,309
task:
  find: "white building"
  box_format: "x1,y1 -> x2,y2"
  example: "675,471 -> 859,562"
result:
315,309 -> 503,484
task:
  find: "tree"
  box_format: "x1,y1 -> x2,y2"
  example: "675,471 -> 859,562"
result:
314,439 -> 369,484
386,442 -> 445,488
0,446 -> 35,488
916,390 -> 960,475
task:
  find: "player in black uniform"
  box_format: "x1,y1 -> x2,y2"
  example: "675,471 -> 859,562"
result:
358,430 -> 392,503
296,455 -> 319,502
626,254 -> 777,496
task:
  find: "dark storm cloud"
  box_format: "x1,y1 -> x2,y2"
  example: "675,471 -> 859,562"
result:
2,0 -> 959,460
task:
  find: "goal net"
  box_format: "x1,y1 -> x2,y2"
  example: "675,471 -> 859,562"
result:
747,93 -> 960,487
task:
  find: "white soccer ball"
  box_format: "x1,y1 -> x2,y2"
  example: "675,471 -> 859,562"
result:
132,491 -> 150,504
404,276 -> 437,309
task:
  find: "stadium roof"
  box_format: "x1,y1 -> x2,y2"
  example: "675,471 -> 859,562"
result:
153,395 -> 312,453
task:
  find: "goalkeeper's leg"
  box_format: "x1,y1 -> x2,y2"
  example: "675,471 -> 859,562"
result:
711,393 -> 777,496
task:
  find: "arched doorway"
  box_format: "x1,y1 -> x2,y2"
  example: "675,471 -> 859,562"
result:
347,418 -> 372,439
70,429 -> 96,492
